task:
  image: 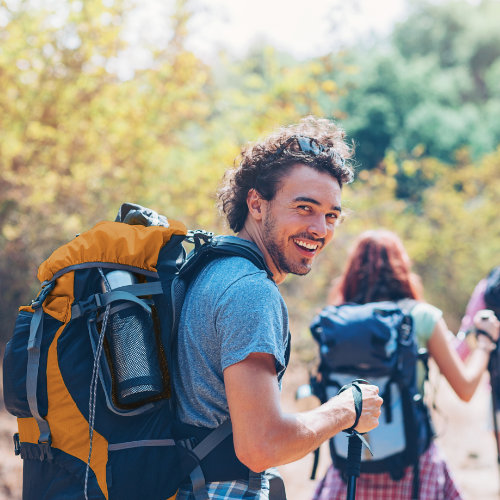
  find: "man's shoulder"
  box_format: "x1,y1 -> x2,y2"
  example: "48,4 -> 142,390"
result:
187,254 -> 281,314
201,254 -> 272,290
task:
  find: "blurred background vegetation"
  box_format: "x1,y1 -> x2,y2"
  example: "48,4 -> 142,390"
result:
1,0 -> 499,365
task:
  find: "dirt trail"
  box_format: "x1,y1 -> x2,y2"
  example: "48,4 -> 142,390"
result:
0,365 -> 499,499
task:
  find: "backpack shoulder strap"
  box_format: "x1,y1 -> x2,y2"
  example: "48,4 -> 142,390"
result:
396,298 -> 419,315
210,235 -> 272,277
179,233 -> 273,280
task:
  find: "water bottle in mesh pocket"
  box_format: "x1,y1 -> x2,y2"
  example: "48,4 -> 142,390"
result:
102,270 -> 164,406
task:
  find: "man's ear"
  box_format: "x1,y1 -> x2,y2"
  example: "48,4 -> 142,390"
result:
246,188 -> 266,222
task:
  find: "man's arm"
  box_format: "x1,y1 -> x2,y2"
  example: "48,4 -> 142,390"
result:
224,352 -> 382,472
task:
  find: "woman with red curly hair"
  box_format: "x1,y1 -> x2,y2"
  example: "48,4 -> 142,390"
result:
313,229 -> 499,500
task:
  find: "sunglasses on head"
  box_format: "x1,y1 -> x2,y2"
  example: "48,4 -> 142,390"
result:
268,135 -> 345,168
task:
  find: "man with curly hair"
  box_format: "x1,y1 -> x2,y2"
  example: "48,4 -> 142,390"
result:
173,116 -> 382,499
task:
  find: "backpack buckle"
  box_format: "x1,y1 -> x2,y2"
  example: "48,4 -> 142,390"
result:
74,294 -> 102,318
177,437 -> 196,451
187,230 -> 213,250
31,282 -> 55,309
13,433 -> 20,456
37,440 -> 53,461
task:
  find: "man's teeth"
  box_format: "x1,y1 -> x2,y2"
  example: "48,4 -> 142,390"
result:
295,240 -> 318,250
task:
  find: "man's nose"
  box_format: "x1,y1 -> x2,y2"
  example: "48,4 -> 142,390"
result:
308,215 -> 328,238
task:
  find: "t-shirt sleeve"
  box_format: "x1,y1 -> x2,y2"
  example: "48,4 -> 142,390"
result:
214,272 -> 289,377
411,302 -> 443,347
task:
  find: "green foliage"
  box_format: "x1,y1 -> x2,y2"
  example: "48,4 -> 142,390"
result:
333,0 -> 500,169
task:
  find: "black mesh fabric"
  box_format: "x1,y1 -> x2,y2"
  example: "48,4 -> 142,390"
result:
107,305 -> 163,405
172,277 -> 186,334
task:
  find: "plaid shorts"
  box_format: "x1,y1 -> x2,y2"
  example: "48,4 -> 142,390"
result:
175,469 -> 276,500
312,442 -> 463,500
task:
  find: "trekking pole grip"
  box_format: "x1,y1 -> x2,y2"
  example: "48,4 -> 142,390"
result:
346,433 -> 362,478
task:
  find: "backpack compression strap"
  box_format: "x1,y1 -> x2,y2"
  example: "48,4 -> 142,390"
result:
26,281 -> 56,456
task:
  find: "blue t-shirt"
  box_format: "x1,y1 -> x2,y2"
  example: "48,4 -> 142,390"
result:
172,237 -> 290,428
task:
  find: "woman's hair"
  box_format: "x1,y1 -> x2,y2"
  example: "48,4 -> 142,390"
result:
328,229 -> 423,305
217,116 -> 355,233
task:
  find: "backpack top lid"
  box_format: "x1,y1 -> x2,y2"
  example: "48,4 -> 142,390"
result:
310,300 -> 417,378
37,219 -> 187,283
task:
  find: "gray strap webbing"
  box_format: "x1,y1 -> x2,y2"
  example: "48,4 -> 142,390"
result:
72,283 -> 162,318
109,281 -> 163,296
190,465 -> 209,500
269,473 -> 287,500
191,419 -> 233,461
108,439 -> 176,451
99,290 -> 151,311
248,470 -> 263,493
185,420 -> 233,500
26,306 -> 51,444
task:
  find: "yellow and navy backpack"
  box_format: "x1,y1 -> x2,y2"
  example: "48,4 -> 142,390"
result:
2,203 -> 272,500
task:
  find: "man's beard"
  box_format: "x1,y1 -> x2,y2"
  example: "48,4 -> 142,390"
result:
262,213 -> 312,276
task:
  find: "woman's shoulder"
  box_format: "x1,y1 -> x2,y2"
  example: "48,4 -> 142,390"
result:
410,301 -> 443,343
411,301 -> 442,318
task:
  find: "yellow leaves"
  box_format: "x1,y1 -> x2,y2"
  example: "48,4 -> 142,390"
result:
26,122 -> 57,142
384,176 -> 398,191
1,134 -> 24,167
62,213 -> 83,236
384,154 -> 398,177
411,144 -> 426,158
401,160 -> 416,176
321,80 -> 337,93
243,73 -> 265,90
2,224 -> 23,242
309,61 -> 324,76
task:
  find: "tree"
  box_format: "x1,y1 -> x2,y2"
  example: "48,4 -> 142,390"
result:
331,0 -> 500,170
0,0 -> 213,344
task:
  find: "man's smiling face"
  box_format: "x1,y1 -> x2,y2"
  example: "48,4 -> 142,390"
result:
260,163 -> 342,279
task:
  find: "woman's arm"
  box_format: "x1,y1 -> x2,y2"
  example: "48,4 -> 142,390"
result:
428,310 -> 500,402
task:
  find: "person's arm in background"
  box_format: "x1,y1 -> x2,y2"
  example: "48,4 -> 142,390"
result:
455,279 -> 488,360
460,279 -> 488,333
428,309 -> 499,402
224,352 -> 382,472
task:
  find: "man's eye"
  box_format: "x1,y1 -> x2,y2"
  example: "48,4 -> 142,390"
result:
298,205 -> 312,212
328,213 -> 344,225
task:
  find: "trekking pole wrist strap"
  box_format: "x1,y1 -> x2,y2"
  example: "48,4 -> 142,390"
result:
338,379 -> 367,433
337,379 -> 373,456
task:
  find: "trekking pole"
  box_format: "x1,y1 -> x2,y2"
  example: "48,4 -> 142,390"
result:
346,433 -> 362,500
337,380 -> 373,500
